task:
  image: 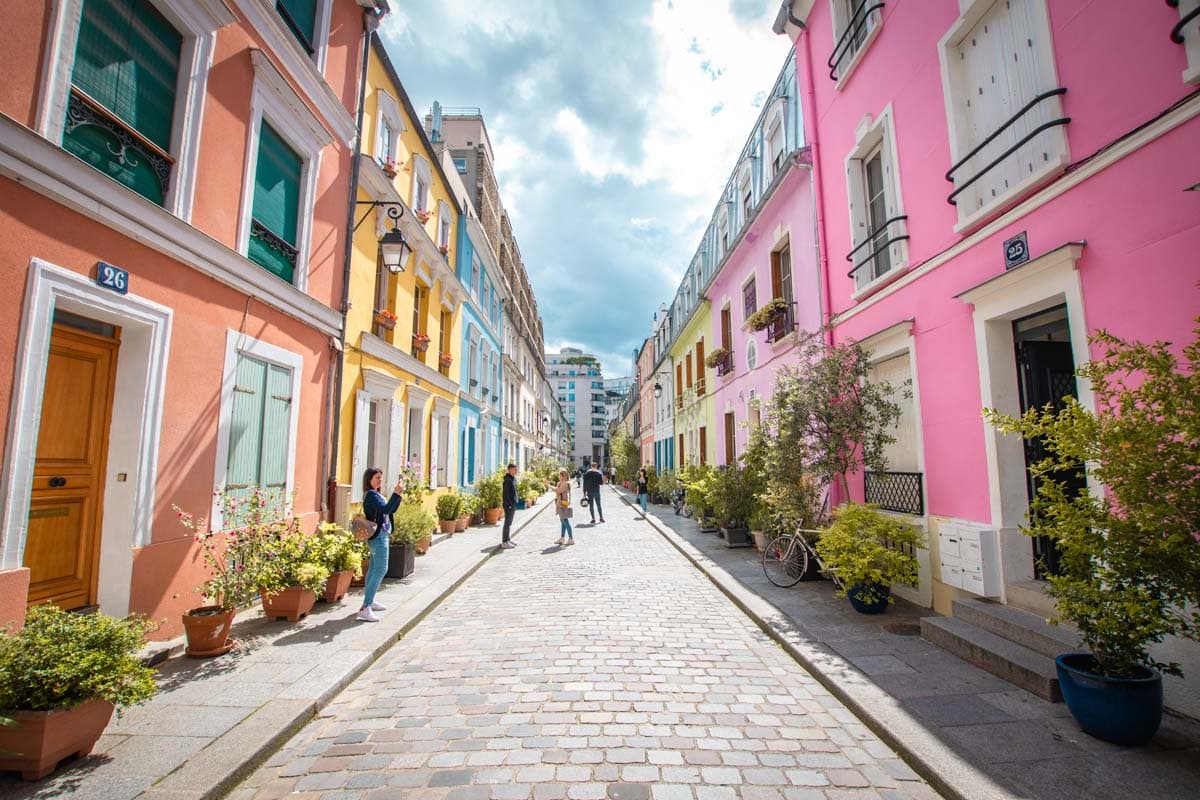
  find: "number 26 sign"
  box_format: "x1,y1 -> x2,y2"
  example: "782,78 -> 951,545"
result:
95,261 -> 129,295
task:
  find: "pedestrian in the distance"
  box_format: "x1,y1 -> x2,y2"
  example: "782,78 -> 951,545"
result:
501,463 -> 518,549
582,462 -> 605,523
555,469 -> 574,546
636,467 -> 649,516
358,467 -> 402,622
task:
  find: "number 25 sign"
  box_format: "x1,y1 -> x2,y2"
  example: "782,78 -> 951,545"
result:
95,261 -> 129,295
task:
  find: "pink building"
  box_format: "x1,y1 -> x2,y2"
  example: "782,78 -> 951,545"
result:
775,0 -> 1200,714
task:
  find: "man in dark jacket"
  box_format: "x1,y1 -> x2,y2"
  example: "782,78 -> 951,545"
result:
582,462 -> 605,523
501,463 -> 518,548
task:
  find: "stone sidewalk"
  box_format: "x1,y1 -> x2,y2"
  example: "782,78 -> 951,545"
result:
616,490 -> 1200,800
0,499 -> 552,800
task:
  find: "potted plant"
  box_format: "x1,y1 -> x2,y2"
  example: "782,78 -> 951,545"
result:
985,321 -> 1200,746
814,504 -> 922,614
373,308 -> 397,330
746,297 -> 789,332
711,465 -> 754,548
440,353 -> 453,369
461,493 -> 482,526
258,531 -> 330,622
749,507 -> 772,551
390,502 -> 435,575
412,332 -> 431,352
704,347 -> 729,370
476,471 -> 504,524
454,493 -> 473,531
380,157 -> 398,178
438,243 -> 449,255
311,523 -> 365,603
415,209 -> 432,224
436,492 -> 462,534
0,605 -> 157,780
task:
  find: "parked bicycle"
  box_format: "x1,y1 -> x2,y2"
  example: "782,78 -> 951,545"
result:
762,528 -> 840,588
671,487 -> 693,518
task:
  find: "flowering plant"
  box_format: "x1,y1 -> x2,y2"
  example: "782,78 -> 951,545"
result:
380,157 -> 398,177
174,488 -> 294,612
412,332 -> 431,351
309,522 -> 366,577
415,209 -> 432,224
439,353 -> 453,368
396,458 -> 427,501
256,531 -> 329,596
704,347 -> 730,369
438,244 -> 449,255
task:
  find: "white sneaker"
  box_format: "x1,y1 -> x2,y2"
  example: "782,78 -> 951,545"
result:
501,541 -> 515,549
556,537 -> 565,545
356,608 -> 379,622
566,538 -> 575,546
370,602 -> 387,612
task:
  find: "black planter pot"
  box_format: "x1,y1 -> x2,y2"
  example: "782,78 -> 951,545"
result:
1056,653 -> 1162,746
720,527 -> 753,548
698,517 -> 719,533
847,583 -> 890,614
385,542 -> 415,579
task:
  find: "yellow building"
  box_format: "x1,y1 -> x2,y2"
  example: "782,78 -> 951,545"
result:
670,302 -> 715,467
337,34 -> 466,512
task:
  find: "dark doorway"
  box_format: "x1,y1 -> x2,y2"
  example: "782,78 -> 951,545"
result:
1013,306 -> 1085,579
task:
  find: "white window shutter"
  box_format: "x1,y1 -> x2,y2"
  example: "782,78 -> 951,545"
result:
429,414 -> 440,489
387,400 -> 405,484
351,390 -> 371,503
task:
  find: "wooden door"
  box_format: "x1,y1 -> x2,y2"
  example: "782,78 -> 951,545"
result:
24,321 -> 119,610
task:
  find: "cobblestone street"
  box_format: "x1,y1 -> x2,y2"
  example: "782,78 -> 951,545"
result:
237,489 -> 938,800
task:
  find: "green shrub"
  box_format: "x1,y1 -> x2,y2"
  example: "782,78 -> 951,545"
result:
0,605 -> 157,715
814,504 -> 923,606
710,465 -> 756,528
257,533 -> 330,595
476,472 -> 503,510
310,523 -> 365,576
393,502 -> 436,545
459,493 -> 481,516
435,492 -> 462,521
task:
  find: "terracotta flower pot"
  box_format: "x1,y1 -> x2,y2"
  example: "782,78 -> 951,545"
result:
261,586 -> 317,622
351,558 -> 367,586
322,570 -> 353,603
181,605 -> 235,658
415,534 -> 432,555
0,699 -> 115,780
455,515 -> 469,532
469,513 -> 483,526
484,507 -> 503,524
438,518 -> 457,534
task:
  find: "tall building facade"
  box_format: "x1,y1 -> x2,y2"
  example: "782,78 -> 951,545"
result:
546,347 -> 606,466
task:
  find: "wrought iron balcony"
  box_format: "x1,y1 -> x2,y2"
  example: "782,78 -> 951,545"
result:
64,88 -> 174,205
695,377 -> 706,395
715,351 -> 734,377
846,215 -> 907,281
864,470 -> 923,516
827,2 -> 884,80
1168,1 -> 1200,44
675,395 -> 684,410
765,304 -> 795,343
944,88 -> 1070,207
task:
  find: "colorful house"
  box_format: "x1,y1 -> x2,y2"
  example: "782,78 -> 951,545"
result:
0,0 -> 383,636
775,0 -> 1200,714
336,33 -> 466,514
668,301 -> 714,468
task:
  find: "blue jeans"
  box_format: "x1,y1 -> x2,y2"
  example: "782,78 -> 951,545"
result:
638,492 -> 648,513
560,517 -> 573,538
362,532 -> 390,608
586,490 -> 602,521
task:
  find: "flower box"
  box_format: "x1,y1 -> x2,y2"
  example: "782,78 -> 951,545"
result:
261,586 -> 317,622
440,354 -> 453,368
412,334 -> 431,352
373,309 -> 397,330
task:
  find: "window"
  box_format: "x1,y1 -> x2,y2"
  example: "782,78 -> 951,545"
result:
374,89 -> 404,168
453,157 -> 467,172
939,0 -> 1068,228
468,340 -> 478,388
411,284 -> 427,359
698,426 -> 707,466
248,122 -> 302,282
438,310 -> 450,373
411,155 -> 432,212
724,412 -> 736,465
276,0 -> 318,54
438,201 -> 452,249
695,339 -> 705,395
470,258 -> 480,299
742,277 -> 757,322
768,122 -> 785,178
829,0 -> 884,83
64,0 -> 182,206
747,338 -> 758,370
845,105 -> 907,292
1175,1 -> 1200,84
739,172 -> 753,223
686,354 -> 693,388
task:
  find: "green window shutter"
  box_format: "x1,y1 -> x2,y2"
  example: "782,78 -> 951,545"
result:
259,363 -> 293,491
226,354 -> 267,514
65,0 -> 181,205
276,0 -> 318,53
248,122 -> 302,282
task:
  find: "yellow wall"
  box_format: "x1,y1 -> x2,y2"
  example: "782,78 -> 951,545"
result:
669,303 -> 715,467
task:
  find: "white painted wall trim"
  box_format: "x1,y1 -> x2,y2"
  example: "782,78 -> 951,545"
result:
0,259 -> 173,617
360,332 -> 460,395
0,118 -> 343,336
210,329 -> 304,530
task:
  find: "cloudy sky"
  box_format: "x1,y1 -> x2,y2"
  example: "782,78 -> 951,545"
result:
379,1 -> 792,377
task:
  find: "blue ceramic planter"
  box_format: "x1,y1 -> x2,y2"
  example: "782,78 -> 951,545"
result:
847,583 -> 890,614
516,500 -> 527,510
1055,653 -> 1162,746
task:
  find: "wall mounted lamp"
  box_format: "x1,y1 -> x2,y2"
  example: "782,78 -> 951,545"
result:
653,382 -> 663,399
355,201 -> 411,273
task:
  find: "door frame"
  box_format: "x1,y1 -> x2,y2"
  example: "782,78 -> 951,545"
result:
1,258 -> 172,616
958,242 -> 1100,597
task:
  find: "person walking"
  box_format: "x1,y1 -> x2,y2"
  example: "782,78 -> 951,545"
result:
501,463 -> 518,548
555,469 -> 574,546
636,467 -> 649,516
358,467 -> 402,622
582,462 -> 605,523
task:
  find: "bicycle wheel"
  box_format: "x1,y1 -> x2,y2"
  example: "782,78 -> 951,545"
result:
763,535 -> 809,588
681,503 -> 694,519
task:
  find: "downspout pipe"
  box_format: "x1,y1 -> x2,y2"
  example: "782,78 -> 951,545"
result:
326,6 -> 381,519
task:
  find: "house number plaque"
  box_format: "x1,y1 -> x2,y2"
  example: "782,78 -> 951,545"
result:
95,261 -> 129,294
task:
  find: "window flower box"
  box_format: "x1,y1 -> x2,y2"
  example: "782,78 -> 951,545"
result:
373,309 -> 397,330
380,158 -> 398,178
747,297 -> 789,332
416,209 -> 432,224
412,333 -> 431,352
439,353 -> 453,368
438,244 -> 449,255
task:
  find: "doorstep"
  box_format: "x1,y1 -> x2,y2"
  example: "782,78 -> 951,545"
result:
0,498 -> 552,800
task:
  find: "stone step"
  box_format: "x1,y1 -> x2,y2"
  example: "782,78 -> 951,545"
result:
1005,579 -> 1057,618
920,616 -> 1062,702
952,598 -> 1081,659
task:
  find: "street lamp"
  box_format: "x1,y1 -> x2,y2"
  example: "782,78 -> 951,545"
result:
355,201 -> 411,273
653,382 -> 662,399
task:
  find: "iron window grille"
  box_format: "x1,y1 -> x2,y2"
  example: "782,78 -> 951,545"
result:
828,2 -> 885,80
864,470 -> 924,516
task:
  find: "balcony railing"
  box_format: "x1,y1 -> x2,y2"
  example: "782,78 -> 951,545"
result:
827,2 -> 884,80
715,351 -> 734,377
695,377 -> 706,395
944,88 -> 1070,207
1169,0 -> 1200,43
675,396 -> 684,410
864,470 -> 924,516
765,304 -> 796,343
846,215 -> 907,281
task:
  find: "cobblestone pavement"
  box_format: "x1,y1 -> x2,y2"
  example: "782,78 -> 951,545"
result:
237,489 -> 940,800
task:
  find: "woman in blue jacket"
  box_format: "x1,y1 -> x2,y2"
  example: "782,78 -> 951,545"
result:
359,467 -> 402,622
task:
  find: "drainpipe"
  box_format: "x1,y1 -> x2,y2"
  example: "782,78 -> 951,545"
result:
326,5 -> 382,519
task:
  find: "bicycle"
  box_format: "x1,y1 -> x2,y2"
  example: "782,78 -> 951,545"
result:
762,528 -> 840,588
671,487 -> 693,518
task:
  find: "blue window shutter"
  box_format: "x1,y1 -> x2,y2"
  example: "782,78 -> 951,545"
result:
227,354 -> 267,510
249,122 -> 302,282
259,363 -> 292,491
276,0 -> 318,53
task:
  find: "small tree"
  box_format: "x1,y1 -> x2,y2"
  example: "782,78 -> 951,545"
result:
763,333 -> 903,501
610,428 -> 640,482
985,320 -> 1200,678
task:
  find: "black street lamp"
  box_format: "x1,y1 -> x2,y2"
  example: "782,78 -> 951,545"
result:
653,382 -> 662,399
355,201 -> 411,273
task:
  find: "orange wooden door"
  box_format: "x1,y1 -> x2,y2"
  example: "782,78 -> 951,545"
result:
24,321 -> 119,610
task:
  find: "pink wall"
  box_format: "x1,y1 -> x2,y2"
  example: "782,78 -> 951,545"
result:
796,1 -> 1200,520
707,166 -> 821,466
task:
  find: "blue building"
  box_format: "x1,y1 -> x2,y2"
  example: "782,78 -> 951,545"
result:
455,212 -> 505,487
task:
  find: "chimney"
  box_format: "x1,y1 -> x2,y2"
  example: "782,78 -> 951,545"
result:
431,101 -> 443,142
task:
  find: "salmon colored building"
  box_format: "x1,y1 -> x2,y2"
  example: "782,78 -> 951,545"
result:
0,0 -> 387,637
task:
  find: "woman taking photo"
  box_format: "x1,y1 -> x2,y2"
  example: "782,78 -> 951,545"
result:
556,469 -> 575,546
358,467 -> 402,622
636,468 -> 649,516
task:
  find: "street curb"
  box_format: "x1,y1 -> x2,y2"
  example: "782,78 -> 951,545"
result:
617,490 -> 1014,800
160,497 -> 553,800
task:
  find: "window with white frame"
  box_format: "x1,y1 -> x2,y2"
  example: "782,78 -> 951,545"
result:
438,201 -> 452,249
374,89 -> 404,170
717,211 -> 730,258
845,105 -> 907,292
412,154 -> 432,212
768,121 -> 785,178
829,0 -> 884,83
938,0 -> 1069,228
738,168 -> 753,224
1176,1 -> 1200,84
470,258 -> 480,299
274,0 -> 331,64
